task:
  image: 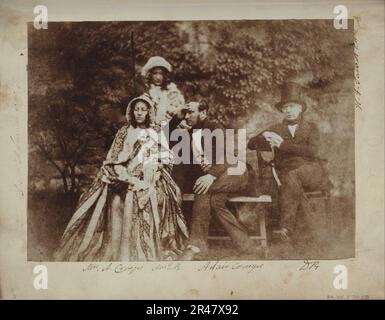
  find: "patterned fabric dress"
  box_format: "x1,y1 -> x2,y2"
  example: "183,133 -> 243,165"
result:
55,125 -> 188,261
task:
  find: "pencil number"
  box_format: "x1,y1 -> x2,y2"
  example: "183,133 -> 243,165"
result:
299,260 -> 320,271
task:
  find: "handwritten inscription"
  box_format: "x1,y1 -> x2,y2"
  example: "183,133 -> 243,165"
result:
82,262 -> 144,274
198,261 -> 264,273
353,18 -> 362,111
81,261 -> 264,275
152,262 -> 181,271
81,261 -> 323,275
299,260 -> 320,271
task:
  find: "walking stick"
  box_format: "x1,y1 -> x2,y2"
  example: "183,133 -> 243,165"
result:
270,146 -> 282,187
130,31 -> 137,97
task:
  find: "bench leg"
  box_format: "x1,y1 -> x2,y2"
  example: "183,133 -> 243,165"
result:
259,211 -> 269,259
259,210 -> 267,248
325,196 -> 333,232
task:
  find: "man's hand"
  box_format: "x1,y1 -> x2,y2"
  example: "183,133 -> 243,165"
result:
263,131 -> 283,141
269,138 -> 283,148
262,131 -> 276,140
174,104 -> 190,119
178,119 -> 192,130
263,131 -> 283,148
193,174 -> 216,195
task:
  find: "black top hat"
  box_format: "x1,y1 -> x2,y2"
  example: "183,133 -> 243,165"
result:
274,82 -> 307,112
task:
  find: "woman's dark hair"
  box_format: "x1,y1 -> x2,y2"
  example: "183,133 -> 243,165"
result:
145,67 -> 172,90
128,99 -> 151,128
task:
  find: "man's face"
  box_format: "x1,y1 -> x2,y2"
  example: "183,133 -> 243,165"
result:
151,67 -> 165,86
282,102 -> 303,121
185,102 -> 203,127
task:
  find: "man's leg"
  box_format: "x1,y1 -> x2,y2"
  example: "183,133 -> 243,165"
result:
278,163 -> 324,235
210,193 -> 254,253
209,168 -> 248,194
209,169 -> 254,252
181,169 -> 251,259
187,193 -> 212,255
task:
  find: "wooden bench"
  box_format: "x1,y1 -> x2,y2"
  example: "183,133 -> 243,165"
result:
182,193 -> 272,249
182,190 -> 331,253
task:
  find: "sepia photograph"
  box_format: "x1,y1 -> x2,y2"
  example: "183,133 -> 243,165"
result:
0,0 -> 383,301
27,20 -> 355,262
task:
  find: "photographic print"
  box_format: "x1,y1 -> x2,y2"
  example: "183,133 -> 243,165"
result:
27,20 -> 355,262
0,0 -> 383,300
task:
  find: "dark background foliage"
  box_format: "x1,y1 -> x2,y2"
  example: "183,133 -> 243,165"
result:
28,20 -> 355,260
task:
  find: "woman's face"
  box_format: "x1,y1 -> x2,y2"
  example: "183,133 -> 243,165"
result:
133,101 -> 149,125
151,67 -> 165,86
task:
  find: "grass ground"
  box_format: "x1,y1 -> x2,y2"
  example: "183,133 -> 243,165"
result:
27,190 -> 354,261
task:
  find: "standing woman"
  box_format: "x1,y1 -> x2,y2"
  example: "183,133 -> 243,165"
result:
55,94 -> 188,261
141,56 -> 187,127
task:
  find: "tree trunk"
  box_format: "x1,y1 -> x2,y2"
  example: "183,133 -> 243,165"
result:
61,172 -> 69,194
69,165 -> 78,195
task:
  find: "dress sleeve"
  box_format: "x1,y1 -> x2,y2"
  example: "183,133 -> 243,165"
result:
100,126 -> 137,184
104,126 -> 129,163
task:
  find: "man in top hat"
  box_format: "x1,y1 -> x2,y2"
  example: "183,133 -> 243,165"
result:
248,82 -> 328,242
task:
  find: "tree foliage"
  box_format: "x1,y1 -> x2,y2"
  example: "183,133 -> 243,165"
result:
28,20 -> 353,194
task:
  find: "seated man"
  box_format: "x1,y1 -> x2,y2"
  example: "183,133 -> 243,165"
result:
248,82 -> 329,243
171,100 -> 255,260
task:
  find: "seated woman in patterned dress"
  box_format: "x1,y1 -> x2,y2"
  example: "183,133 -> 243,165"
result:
55,94 -> 188,261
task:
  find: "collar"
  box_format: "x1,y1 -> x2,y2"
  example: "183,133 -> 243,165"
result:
283,116 -> 303,126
